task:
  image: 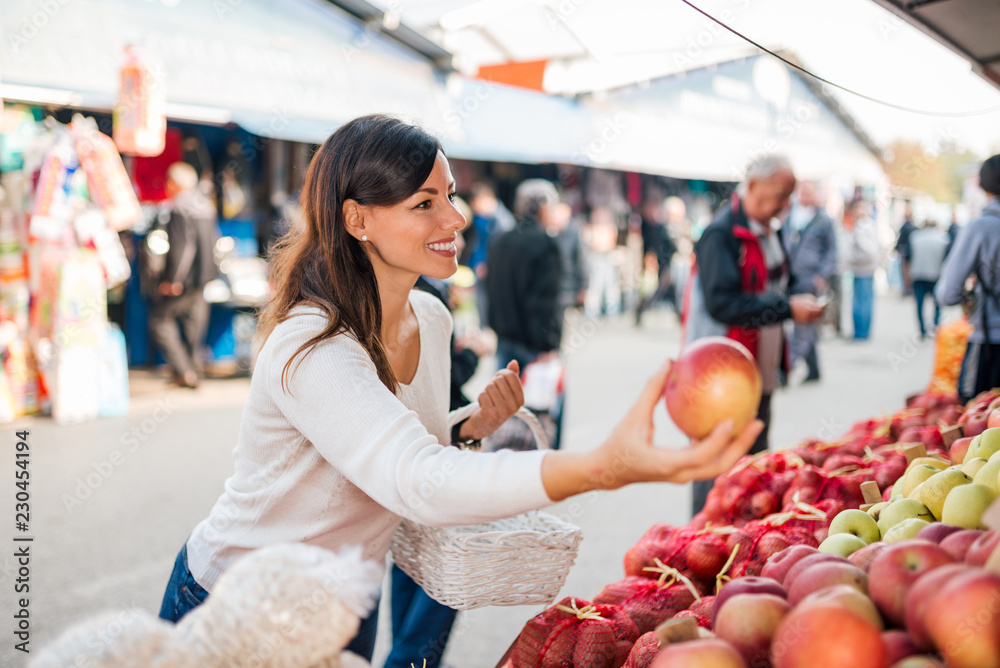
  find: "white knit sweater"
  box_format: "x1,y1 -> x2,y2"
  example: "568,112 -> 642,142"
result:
187,290 -> 552,589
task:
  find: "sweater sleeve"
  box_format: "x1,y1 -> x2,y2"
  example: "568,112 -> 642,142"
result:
697,227 -> 792,327
266,316 -> 553,527
935,223 -> 979,306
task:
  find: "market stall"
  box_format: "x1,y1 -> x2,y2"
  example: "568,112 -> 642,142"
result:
496,333 -> 1000,668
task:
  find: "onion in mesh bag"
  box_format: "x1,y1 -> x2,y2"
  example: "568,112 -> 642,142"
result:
511,597 -> 639,668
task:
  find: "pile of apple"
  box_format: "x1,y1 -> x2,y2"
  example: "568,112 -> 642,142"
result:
505,389 -> 1000,668
646,530 -> 1000,668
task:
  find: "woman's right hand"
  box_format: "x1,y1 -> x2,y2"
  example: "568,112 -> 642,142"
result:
540,362 -> 763,502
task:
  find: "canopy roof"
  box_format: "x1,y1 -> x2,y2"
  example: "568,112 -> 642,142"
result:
871,0 -> 1000,91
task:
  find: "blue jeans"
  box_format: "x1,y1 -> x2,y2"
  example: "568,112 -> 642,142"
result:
852,276 -> 874,340
913,279 -> 939,337
158,544 -> 210,623
158,543 -> 380,661
385,565 -> 458,668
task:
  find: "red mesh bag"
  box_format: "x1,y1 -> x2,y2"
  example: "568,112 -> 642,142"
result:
625,525 -> 734,583
623,524 -> 681,577
771,497 -> 837,544
670,608 -> 712,629
781,464 -> 871,510
896,424 -> 945,452
512,597 -> 640,668
687,595 -> 716,626
865,446 -> 908,493
697,452 -> 804,527
594,575 -> 700,634
714,516 -> 820,586
623,632 -> 660,668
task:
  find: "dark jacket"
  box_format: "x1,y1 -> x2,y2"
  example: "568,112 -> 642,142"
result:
414,277 -> 479,410
783,208 -> 837,295
164,189 -> 220,291
486,218 -> 562,352
691,199 -> 792,332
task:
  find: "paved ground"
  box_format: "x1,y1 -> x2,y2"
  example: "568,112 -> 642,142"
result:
0,291 -> 947,667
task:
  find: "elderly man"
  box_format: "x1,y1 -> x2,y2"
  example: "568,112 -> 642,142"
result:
486,179 -> 563,370
784,182 -> 837,382
684,154 -> 825,515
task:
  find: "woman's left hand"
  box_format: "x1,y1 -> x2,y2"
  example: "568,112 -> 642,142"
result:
462,361 -> 524,440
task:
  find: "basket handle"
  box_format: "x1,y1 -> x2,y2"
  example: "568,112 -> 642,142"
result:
448,404 -> 551,450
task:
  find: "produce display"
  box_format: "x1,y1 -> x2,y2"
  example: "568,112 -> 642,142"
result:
506,388 -> 1000,668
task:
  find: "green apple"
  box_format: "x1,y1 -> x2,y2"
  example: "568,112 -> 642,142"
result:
972,457 -> 1000,495
818,532 -> 869,557
963,434 -> 983,464
877,498 -> 934,535
919,469 -> 973,520
970,428 -> 1000,462
882,518 -> 930,543
866,501 -> 889,522
909,456 -> 950,471
907,481 -> 927,500
828,509 -> 881,544
961,458 -> 989,478
940,483 -> 998,530
902,464 -> 940,496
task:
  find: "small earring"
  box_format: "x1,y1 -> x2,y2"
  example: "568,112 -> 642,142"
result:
361,235 -> 368,242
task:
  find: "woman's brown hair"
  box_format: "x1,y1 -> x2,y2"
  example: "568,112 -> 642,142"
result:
257,114 -> 441,393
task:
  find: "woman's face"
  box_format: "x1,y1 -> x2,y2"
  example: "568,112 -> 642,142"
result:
361,151 -> 467,283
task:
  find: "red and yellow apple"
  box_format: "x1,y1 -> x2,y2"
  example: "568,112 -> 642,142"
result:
664,336 -> 762,439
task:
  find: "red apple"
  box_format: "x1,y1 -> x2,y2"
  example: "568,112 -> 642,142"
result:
867,540 -> 954,627
950,437 -> 974,464
988,408 -> 1000,429
965,529 -> 999,566
786,561 -> 868,606
925,570 -> 1000,667
783,553 -> 851,592
796,583 -> 883,629
882,629 -> 921,664
714,576 -> 787,622
650,638 -> 747,668
762,545 -> 819,585
964,411 -> 990,437
939,529 -> 984,561
714,593 -> 790,667
772,605 -> 886,668
849,541 -> 890,572
915,522 -> 964,544
663,336 -> 762,439
904,563 -> 975,650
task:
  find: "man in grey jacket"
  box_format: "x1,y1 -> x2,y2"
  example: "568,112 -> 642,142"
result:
936,154 -> 1000,401
783,182 -> 837,381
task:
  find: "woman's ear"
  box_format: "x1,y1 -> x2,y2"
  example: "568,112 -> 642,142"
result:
343,199 -> 366,241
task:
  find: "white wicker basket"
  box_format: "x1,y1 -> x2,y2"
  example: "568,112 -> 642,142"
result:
390,406 -> 583,610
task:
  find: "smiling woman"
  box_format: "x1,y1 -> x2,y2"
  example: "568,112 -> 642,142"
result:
156,114 -> 764,664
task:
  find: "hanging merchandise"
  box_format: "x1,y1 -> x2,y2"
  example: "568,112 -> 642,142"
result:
72,115 -> 143,231
73,207 -> 132,289
30,133 -> 81,242
113,45 -> 166,157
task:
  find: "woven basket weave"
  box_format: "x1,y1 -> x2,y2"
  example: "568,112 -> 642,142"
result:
390,406 -> 583,610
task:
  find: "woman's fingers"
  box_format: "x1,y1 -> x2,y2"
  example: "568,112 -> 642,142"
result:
626,359 -> 673,421
667,419 -> 764,482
